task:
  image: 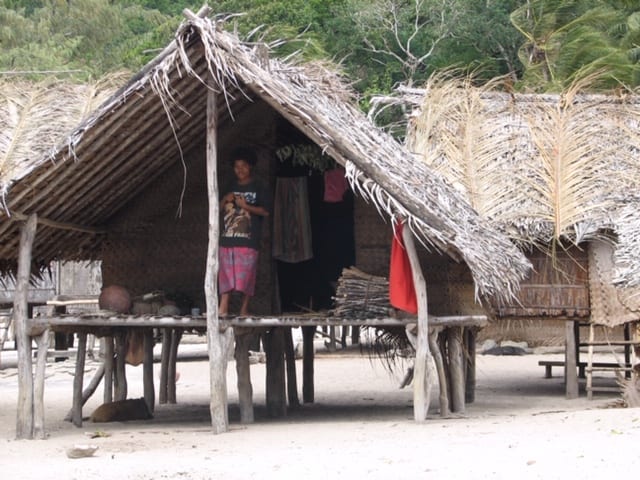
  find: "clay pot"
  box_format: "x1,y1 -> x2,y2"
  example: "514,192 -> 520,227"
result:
99,285 -> 132,314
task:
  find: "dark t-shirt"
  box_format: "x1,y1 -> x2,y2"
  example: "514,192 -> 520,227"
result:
220,179 -> 270,250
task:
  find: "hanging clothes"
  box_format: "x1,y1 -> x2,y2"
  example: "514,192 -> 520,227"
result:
323,166 -> 349,203
272,176 -> 313,263
389,221 -> 418,314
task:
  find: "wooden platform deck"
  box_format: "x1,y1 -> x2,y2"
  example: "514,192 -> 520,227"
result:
27,312 -> 488,335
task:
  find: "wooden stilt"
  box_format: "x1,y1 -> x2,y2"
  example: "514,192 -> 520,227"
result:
401,223 -> 432,422
464,327 -> 476,404
15,214 -> 37,439
167,329 -> 182,404
351,326 -> 360,345
72,332 -> 87,427
103,336 -> 114,403
340,326 -> 348,348
428,327 -> 450,417
234,329 -> 254,423
33,329 -> 49,439
448,327 -> 465,413
64,363 -> 105,422
143,330 -> 155,412
114,333 -> 127,401
327,326 -> 337,352
159,328 -> 171,404
302,326 -> 315,403
205,84 -> 234,434
565,320 -> 579,399
284,327 -> 300,408
265,327 -> 287,417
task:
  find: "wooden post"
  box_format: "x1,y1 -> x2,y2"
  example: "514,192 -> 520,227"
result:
33,329 -> 49,438
114,333 -> 127,401
205,84 -> 234,434
464,327 -> 477,404
167,329 -> 182,404
64,363 -> 105,422
265,327 -> 287,417
143,329 -> 155,412
565,320 -> 579,399
448,327 -> 465,413
302,326 -> 315,403
15,213 -> 37,439
72,332 -> 87,427
234,329 -> 254,423
401,223 -> 432,421
351,326 -> 360,345
103,336 -> 114,403
428,327 -> 450,417
284,327 -> 300,408
159,328 -> 171,404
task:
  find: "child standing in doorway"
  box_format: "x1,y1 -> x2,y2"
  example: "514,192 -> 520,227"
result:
218,147 -> 270,316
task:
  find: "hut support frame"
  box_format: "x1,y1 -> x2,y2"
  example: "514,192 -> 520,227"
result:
205,83 -> 234,434
402,223 -> 433,421
14,214 -> 50,439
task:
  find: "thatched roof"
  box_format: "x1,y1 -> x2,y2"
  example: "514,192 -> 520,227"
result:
396,75 -> 640,299
0,10 -> 530,303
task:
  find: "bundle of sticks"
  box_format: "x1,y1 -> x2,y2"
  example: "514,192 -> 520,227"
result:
331,267 -> 393,318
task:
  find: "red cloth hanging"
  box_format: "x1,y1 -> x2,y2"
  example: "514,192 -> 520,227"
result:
389,221 -> 418,314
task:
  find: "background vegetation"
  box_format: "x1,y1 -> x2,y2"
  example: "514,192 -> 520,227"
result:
1,0 -> 639,101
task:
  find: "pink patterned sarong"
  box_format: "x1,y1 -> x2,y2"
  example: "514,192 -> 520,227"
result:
219,247 -> 259,296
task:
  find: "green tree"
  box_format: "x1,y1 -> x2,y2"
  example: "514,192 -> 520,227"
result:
511,0 -> 640,90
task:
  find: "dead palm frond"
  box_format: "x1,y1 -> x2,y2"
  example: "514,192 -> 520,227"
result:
407,72 -> 640,249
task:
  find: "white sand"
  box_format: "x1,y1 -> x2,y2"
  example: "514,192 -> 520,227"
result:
1,346 -> 639,479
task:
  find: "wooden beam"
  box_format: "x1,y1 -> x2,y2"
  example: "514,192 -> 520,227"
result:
205,80 -> 233,434
27,313 -> 487,335
402,223 -> 432,422
9,211 -> 106,235
15,213 -> 37,439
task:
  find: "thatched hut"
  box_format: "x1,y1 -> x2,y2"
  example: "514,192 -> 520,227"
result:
394,75 -> 640,399
1,10 -> 531,438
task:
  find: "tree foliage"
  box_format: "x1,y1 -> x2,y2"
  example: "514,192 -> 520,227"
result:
511,0 -> 640,91
0,0 -> 638,94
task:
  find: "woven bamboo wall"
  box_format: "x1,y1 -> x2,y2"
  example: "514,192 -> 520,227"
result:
102,100 -> 277,315
491,245 -> 590,318
353,198 -> 483,316
353,195 -> 391,277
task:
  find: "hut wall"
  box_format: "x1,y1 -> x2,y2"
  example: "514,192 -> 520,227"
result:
490,245 -> 590,318
352,199 -> 484,316
353,196 -> 390,277
102,100 -> 277,315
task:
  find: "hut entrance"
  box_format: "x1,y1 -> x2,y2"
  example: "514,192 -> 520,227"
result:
273,127 -> 355,313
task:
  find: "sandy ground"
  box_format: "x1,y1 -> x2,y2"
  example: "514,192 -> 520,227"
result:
1,342 -> 639,480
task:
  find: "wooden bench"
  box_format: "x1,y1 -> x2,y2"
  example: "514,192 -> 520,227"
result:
539,360 -> 631,379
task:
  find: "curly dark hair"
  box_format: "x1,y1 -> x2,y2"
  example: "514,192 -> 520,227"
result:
229,147 -> 257,166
